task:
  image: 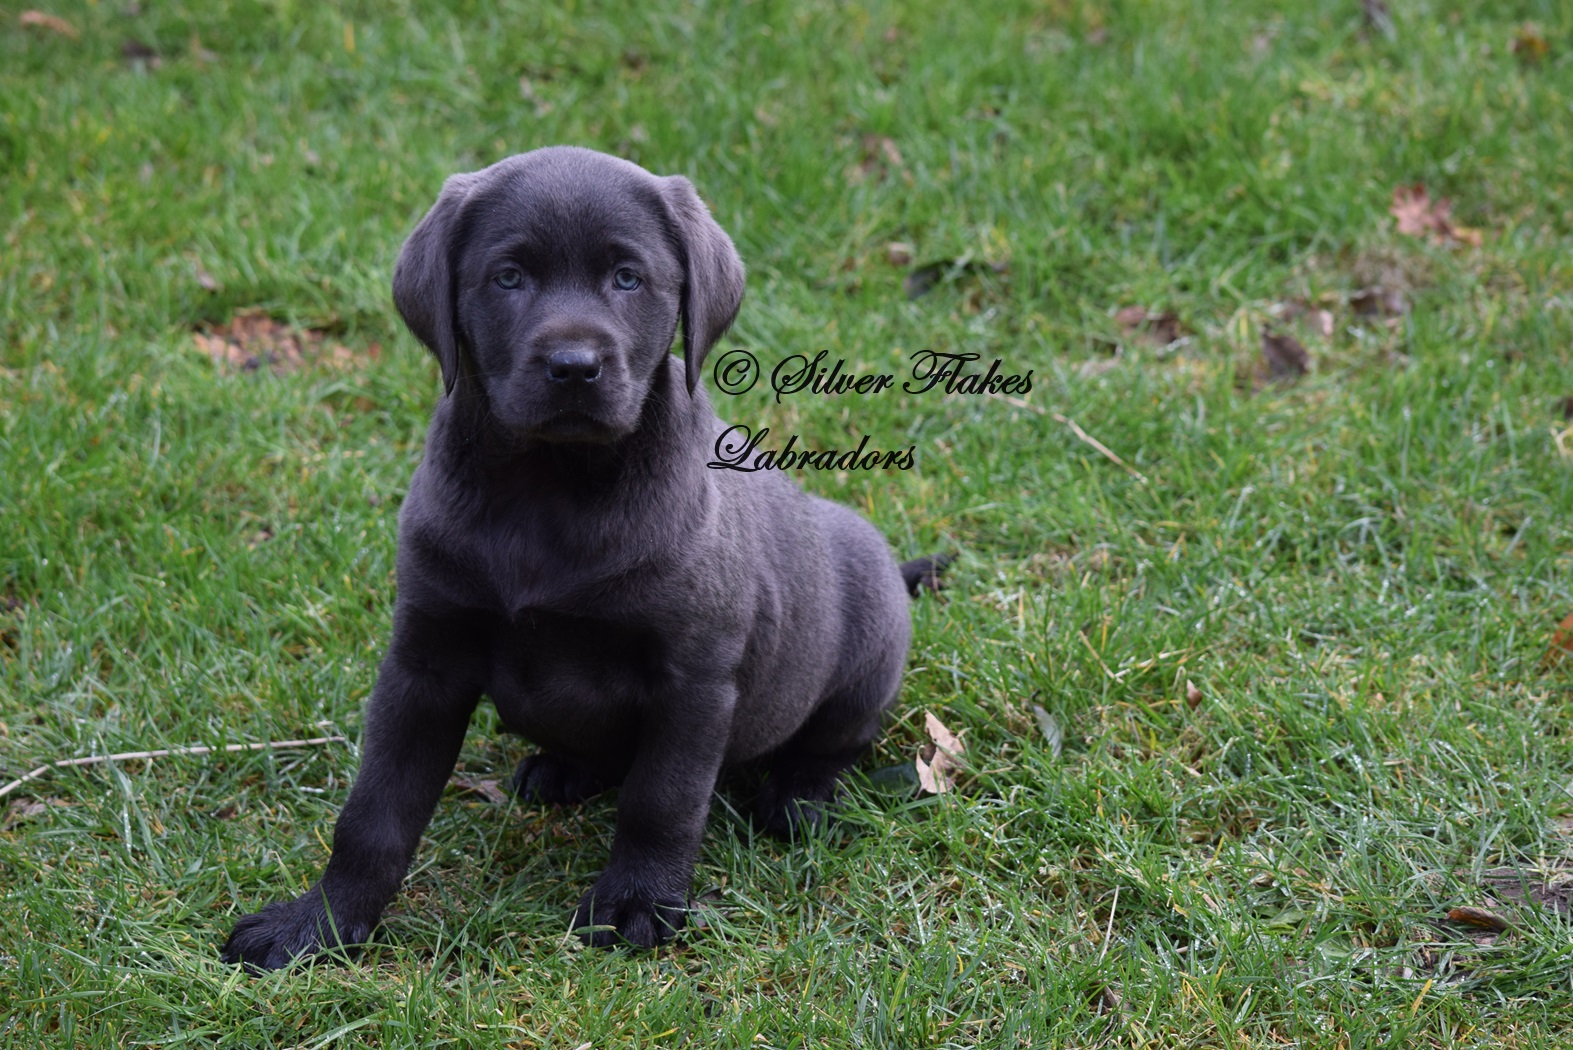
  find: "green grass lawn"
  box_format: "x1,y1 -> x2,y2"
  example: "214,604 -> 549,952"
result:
3,0 -> 1572,1045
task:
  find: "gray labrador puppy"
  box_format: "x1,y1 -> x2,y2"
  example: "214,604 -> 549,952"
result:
222,146 -> 930,970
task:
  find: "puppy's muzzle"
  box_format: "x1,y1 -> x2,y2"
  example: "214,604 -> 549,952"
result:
546,348 -> 603,384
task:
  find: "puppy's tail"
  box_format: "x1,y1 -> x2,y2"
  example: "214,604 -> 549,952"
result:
900,554 -> 953,598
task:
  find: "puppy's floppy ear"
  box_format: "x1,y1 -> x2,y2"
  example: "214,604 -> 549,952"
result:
393,171 -> 480,395
662,176 -> 745,396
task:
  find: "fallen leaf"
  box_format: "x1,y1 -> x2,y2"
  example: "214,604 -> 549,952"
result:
1450,224 -> 1484,248
1261,328 -> 1309,380
192,309 -> 378,376
1361,0 -> 1395,40
1350,285 -> 1406,317
5,799 -> 50,823
885,242 -> 914,267
903,258 -> 1006,300
1511,24 -> 1549,64
19,10 -> 79,38
1446,905 -> 1511,932
865,762 -> 920,795
1545,611 -> 1573,667
1091,983 -> 1121,1015
1391,184 -> 1448,238
1391,184 -> 1482,248
451,775 -> 509,805
4,797 -> 68,827
120,39 -> 160,67
915,711 -> 964,795
1115,306 -> 1183,348
1185,680 -> 1203,708
187,31 -> 218,64
904,262 -> 948,299
1031,705 -> 1062,759
848,134 -> 904,184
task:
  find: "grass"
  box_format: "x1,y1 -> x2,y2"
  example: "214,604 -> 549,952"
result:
3,0 -> 1572,1046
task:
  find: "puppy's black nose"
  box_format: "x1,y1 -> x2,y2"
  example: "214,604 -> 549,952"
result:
545,348 -> 602,384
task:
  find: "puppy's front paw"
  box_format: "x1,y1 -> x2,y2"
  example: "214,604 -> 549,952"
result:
572,880 -> 687,949
221,891 -> 374,973
510,752 -> 609,805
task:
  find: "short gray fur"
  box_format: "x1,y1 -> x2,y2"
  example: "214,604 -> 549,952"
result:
222,147 -> 923,969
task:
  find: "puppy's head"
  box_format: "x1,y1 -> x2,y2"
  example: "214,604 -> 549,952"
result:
393,147 -> 744,444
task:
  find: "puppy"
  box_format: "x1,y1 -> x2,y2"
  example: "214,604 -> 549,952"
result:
222,146 -> 925,970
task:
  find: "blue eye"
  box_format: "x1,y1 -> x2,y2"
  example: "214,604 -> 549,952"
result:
612,268 -> 641,291
495,268 -> 524,289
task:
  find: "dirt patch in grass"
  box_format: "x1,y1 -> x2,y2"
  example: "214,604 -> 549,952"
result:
192,310 -> 380,375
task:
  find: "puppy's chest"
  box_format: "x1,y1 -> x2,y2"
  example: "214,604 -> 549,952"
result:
484,609 -> 663,742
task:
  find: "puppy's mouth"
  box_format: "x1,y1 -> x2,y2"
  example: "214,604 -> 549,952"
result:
529,411 -> 622,445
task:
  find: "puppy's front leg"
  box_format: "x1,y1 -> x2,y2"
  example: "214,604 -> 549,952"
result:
573,679 -> 734,948
223,634 -> 480,971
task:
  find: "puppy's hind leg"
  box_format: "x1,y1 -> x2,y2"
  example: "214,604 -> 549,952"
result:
510,752 -> 613,805
756,687 -> 892,839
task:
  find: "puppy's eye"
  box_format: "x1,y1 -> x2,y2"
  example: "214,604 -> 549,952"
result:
612,268 -> 642,291
495,268 -> 524,290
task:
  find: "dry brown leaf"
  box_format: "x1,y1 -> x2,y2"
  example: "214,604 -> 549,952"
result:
1091,983 -> 1121,1015
1391,184 -> 1448,238
121,39 -> 160,68
192,309 -> 379,376
1350,285 -> 1406,317
1511,24 -> 1549,64
849,135 -> 905,184
915,711 -> 964,795
903,258 -> 1007,300
1446,905 -> 1512,932
5,798 -> 50,823
1114,306 -> 1182,348
885,242 -> 914,267
1185,680 -> 1203,709
1361,0 -> 1395,39
1031,704 -> 1062,759
1261,329 -> 1309,380
1545,611 -> 1573,667
451,775 -> 510,805
19,10 -> 79,38
1391,185 -> 1483,248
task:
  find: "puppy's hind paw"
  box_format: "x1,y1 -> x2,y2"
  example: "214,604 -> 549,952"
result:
509,752 -> 610,805
755,768 -> 840,840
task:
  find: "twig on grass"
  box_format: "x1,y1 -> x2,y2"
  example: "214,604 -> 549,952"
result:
0,736 -> 349,799
1098,885 -> 1121,965
987,392 -> 1151,484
